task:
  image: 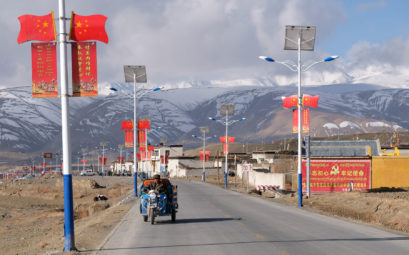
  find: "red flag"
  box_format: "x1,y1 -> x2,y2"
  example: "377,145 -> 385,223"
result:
31,42 -> 58,98
199,151 -> 204,162
125,130 -> 133,148
69,12 -> 108,43
219,137 -> 226,143
293,109 -> 298,133
220,136 -> 235,143
282,95 -> 298,108
302,94 -> 319,108
302,108 -> 310,133
17,12 -> 56,44
72,42 -> 98,97
121,121 -> 133,130
138,120 -> 150,130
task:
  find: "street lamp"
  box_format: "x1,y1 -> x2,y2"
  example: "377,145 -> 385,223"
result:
259,25 -> 338,207
143,125 -> 161,179
111,66 -> 162,197
100,142 -> 107,176
192,126 -> 216,182
209,104 -> 246,189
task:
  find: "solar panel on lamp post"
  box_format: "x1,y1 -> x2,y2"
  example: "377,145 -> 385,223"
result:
259,25 -> 338,207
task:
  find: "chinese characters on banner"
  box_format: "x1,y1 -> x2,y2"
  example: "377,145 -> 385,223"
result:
138,130 -> 146,148
31,42 -> 58,98
124,130 -> 133,148
292,109 -> 298,133
302,108 -> 310,133
292,108 -> 310,133
72,41 -> 98,97
302,159 -> 371,193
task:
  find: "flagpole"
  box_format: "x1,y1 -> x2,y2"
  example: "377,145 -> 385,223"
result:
58,0 -> 76,251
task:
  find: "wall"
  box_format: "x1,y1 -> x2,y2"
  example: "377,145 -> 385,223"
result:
237,164 -> 288,189
372,156 -> 409,188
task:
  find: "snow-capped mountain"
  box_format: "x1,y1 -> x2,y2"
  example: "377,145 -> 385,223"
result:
0,83 -> 408,154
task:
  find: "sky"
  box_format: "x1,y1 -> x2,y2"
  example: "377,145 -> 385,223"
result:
2,0 -> 409,89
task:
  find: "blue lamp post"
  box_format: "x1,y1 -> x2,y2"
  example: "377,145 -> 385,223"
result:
209,104 -> 245,189
192,126 -> 216,182
110,67 -> 162,197
259,25 -> 338,207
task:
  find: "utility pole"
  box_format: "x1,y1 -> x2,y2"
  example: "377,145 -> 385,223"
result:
118,144 -> 124,175
100,142 -> 107,176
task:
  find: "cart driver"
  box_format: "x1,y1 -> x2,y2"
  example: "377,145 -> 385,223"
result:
147,174 -> 166,194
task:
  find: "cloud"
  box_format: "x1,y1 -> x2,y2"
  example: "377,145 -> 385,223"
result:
1,0 -> 347,88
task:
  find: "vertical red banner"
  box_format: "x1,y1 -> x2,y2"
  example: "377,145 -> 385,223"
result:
223,144 -> 229,154
138,130 -> 146,148
72,41 -> 98,97
31,42 -> 58,98
292,109 -> 298,133
302,108 -> 310,133
125,130 -> 133,148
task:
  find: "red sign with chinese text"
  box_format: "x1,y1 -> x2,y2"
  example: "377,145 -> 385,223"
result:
302,108 -> 309,134
72,42 -> 98,97
302,159 -> 371,193
292,109 -> 298,133
125,130 -> 133,148
31,42 -> 58,98
138,130 -> 146,148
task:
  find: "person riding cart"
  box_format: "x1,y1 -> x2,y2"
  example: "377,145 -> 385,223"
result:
143,174 -> 166,194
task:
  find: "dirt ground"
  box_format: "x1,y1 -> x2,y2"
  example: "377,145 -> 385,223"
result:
0,174 -> 134,255
2,174 -> 409,255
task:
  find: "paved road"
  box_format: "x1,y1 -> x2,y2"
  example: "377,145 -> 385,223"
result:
94,180 -> 409,255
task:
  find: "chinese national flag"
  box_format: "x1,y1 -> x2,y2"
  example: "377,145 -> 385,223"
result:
220,136 -> 235,143
282,95 -> 298,108
138,120 -> 150,130
17,12 -> 56,44
69,12 -> 108,43
121,121 -> 133,130
302,94 -> 319,108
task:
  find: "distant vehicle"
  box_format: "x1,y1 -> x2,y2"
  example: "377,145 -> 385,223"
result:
41,169 -> 50,175
52,168 -> 62,175
15,174 -> 35,181
80,169 -> 96,176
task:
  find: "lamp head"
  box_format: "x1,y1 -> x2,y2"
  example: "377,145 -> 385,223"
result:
259,56 -> 275,62
324,56 -> 339,62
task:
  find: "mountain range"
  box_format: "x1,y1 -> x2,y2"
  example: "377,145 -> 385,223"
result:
0,83 -> 408,159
